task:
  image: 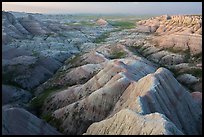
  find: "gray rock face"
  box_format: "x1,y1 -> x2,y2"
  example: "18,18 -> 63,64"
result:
2,53 -> 62,90
84,109 -> 184,135
2,85 -> 32,105
2,107 -> 61,135
2,11 -> 30,42
177,73 -> 199,85
18,15 -> 48,35
191,92 -> 202,106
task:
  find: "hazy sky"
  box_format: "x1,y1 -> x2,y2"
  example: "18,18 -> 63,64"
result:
2,2 -> 202,15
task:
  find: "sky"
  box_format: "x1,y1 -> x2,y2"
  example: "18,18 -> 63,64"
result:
2,2 -> 202,15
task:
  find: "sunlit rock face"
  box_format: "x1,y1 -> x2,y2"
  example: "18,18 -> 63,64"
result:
84,109 -> 184,135
44,67 -> 201,135
137,15 -> 202,55
41,59 -> 157,135
96,18 -> 108,26
110,68 -> 202,135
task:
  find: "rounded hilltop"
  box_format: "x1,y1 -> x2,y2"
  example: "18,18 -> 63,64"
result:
96,18 -> 108,26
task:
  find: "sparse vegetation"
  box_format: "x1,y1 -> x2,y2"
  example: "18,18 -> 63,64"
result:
41,113 -> 64,133
30,86 -> 59,112
44,33 -> 55,40
65,21 -> 95,26
58,33 -> 67,37
186,68 -> 202,78
109,50 -> 126,59
2,67 -> 25,89
32,50 -> 40,57
166,47 -> 185,54
93,29 -> 121,43
109,20 -> 136,29
192,53 -> 202,60
93,31 -> 110,43
65,54 -> 82,65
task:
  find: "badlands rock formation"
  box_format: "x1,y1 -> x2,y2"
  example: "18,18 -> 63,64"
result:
122,15 -> 202,93
109,68 -> 202,135
2,85 -> 32,106
2,11 -> 202,135
2,11 -> 114,91
39,61 -> 201,135
84,109 -> 184,135
2,46 -> 62,90
41,59 -> 157,135
2,106 -> 61,135
137,15 -> 202,55
2,11 -> 114,135
96,18 -> 108,26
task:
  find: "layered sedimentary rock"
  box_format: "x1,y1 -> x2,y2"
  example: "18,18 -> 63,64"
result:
137,15 -> 202,55
85,68 -> 202,135
84,109 -> 184,135
2,11 -> 202,135
41,66 -> 201,135
38,28 -> 201,134
2,11 -> 46,44
2,47 -> 62,90
41,59 -> 157,135
84,68 -> 202,135
123,15 -> 202,93
2,107 -> 61,135
18,15 -> 49,35
34,51 -> 109,95
109,68 -> 202,135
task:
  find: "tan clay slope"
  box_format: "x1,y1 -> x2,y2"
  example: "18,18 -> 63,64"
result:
84,109 -> 184,135
110,68 -> 202,135
38,34 -> 201,135
42,59 -> 157,135
137,15 -> 202,55
84,68 -> 201,135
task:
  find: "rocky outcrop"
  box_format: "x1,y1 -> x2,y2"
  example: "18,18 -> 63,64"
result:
37,29 -> 201,135
2,46 -> 62,90
2,107 -> 61,135
177,73 -> 199,85
96,18 -> 108,26
84,109 -> 184,135
41,59 -> 157,135
39,66 -> 202,135
110,68 -> 202,135
2,85 -> 32,105
120,15 -> 202,93
2,11 -> 201,135
18,15 -> 49,35
2,11 -> 71,45
34,51 -> 108,95
83,68 -> 202,135
137,15 -> 202,56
